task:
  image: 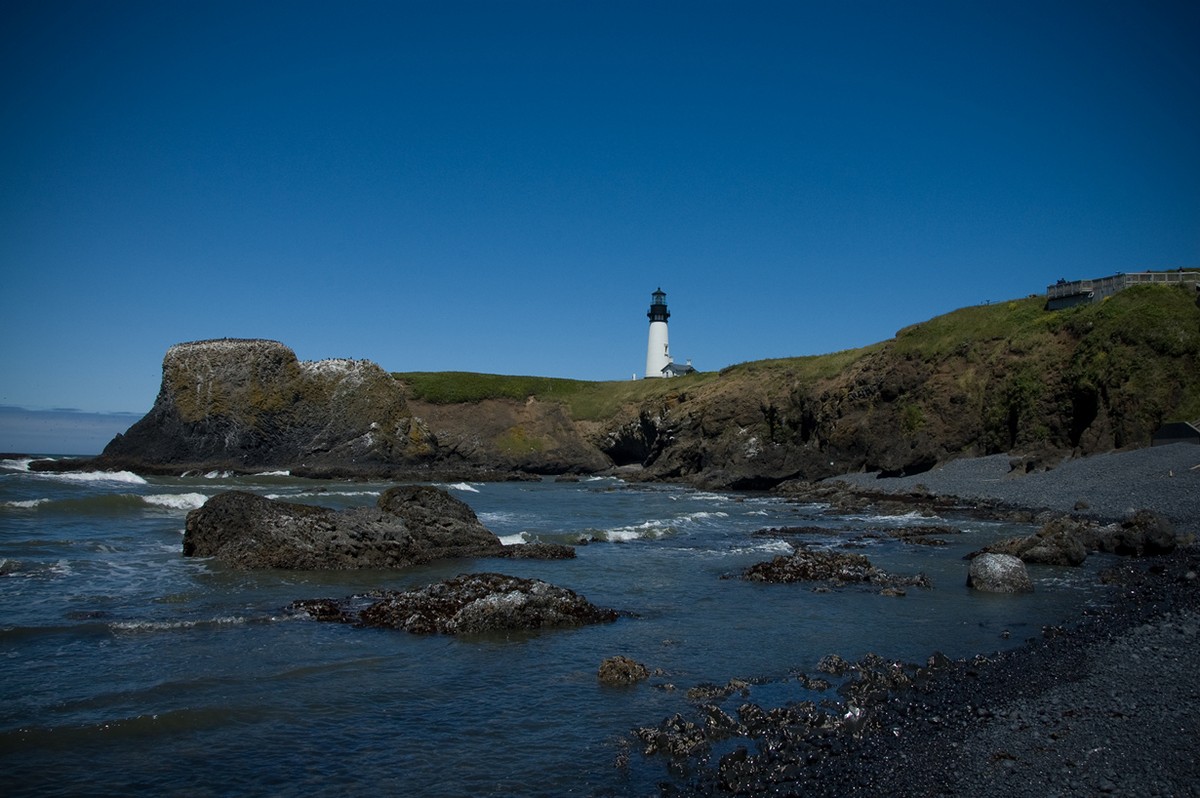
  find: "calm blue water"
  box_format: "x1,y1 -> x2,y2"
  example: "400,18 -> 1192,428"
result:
0,459 -> 1112,796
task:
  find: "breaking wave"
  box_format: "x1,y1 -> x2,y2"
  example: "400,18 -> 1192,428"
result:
30,470 -> 148,486
1,493 -> 209,514
142,493 -> 209,511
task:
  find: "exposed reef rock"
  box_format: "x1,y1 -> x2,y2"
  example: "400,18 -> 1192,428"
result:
183,485 -> 568,569
597,655 -> 652,685
740,544 -> 931,592
291,572 -> 617,635
101,339 -> 432,472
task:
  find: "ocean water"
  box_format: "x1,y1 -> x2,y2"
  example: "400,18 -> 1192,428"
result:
0,458 -> 1113,796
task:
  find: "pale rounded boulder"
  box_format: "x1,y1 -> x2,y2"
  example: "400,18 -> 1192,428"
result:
967,553 -> 1034,593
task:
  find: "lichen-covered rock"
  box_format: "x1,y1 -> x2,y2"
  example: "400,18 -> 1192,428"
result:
101,339 -> 430,470
967,553 -> 1034,593
353,573 -> 618,634
184,486 -> 568,570
598,655 -> 651,685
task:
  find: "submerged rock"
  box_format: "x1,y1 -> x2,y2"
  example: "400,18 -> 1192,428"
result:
967,553 -> 1034,593
184,485 -> 568,569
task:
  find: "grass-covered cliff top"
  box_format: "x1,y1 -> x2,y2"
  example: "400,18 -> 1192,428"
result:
394,370 -> 720,421
396,283 -> 1200,424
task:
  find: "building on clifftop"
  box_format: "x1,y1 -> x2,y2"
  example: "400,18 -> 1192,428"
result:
1046,269 -> 1199,310
644,288 -> 671,378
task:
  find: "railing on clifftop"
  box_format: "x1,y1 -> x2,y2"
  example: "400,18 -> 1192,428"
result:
1046,270 -> 1200,301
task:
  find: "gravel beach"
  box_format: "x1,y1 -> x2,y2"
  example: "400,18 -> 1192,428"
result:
657,444 -> 1200,796
827,443 -> 1200,535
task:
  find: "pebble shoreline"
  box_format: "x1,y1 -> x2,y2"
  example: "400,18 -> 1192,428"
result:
825,442 -> 1200,535
652,445 -> 1200,796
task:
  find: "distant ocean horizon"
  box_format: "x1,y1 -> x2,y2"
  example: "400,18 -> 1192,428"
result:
0,458 -> 1116,795
0,406 -> 143,456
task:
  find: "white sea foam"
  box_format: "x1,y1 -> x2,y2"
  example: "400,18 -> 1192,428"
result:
109,616 -> 247,633
3,498 -> 50,509
202,470 -> 233,479
718,539 -> 795,556
683,511 -> 729,522
479,511 -> 518,525
254,470 -> 292,477
498,533 -> 528,546
36,470 -> 148,485
143,493 -> 209,511
441,482 -> 480,493
1,458 -> 34,472
603,520 -> 674,542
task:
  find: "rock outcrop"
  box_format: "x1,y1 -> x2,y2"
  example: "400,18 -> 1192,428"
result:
975,510 -> 1191,566
598,655 -> 651,685
292,572 -> 618,634
740,545 -> 931,592
102,339 -> 433,472
183,485 -> 565,569
979,517 -> 1091,566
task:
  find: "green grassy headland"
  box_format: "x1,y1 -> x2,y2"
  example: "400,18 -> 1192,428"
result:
395,283 -> 1200,427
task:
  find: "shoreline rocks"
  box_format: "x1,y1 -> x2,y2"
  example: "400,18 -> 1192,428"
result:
641,544 -> 1200,796
183,485 -> 571,569
739,544 -> 931,592
292,572 -> 617,635
974,509 -> 1192,567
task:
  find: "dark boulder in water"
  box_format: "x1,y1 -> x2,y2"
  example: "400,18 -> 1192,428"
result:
598,655 -> 651,685
292,572 -> 617,635
740,544 -> 931,592
183,485 -> 569,569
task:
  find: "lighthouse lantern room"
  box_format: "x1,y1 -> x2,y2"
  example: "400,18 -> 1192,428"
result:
644,288 -> 671,378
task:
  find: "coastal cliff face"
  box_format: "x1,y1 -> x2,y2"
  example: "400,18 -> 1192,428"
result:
102,339 -> 430,470
615,284 -> 1200,487
92,284 -> 1199,483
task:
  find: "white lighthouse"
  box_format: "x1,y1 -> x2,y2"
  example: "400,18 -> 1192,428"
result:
644,287 -> 671,378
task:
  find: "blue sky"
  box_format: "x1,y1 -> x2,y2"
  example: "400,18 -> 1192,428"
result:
2,1 -> 1197,446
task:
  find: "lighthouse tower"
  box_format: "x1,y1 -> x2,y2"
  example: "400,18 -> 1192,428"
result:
644,287 -> 671,378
